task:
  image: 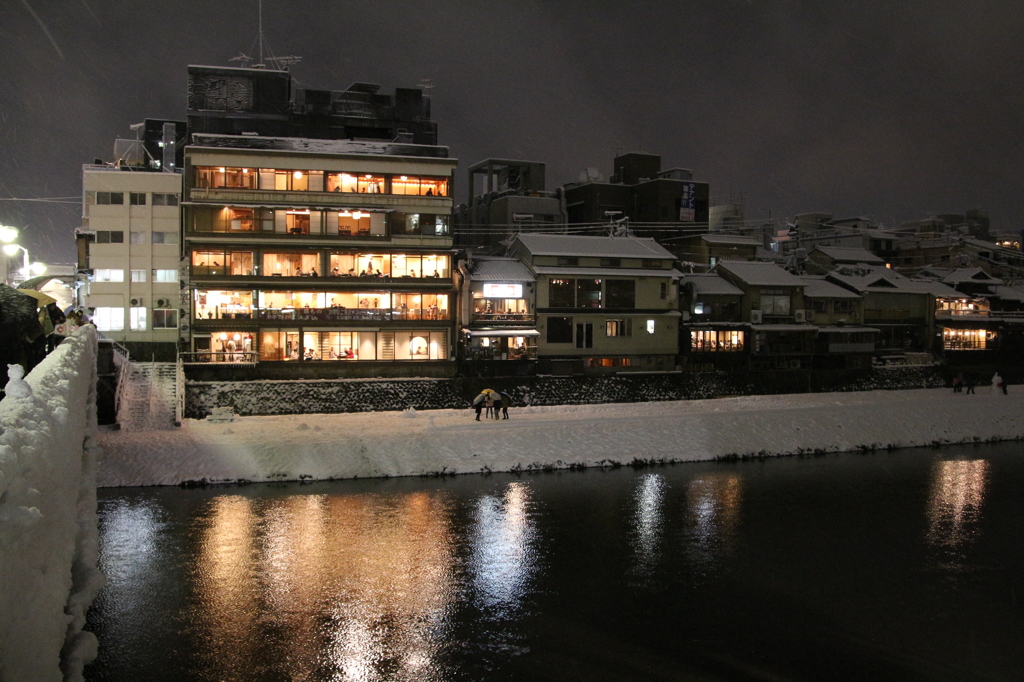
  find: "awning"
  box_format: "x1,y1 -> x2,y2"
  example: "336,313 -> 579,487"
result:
465,329 -> 540,337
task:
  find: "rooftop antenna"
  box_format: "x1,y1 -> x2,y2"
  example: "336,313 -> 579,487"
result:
242,0 -> 302,70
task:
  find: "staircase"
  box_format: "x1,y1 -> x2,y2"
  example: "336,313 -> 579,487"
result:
114,358 -> 179,431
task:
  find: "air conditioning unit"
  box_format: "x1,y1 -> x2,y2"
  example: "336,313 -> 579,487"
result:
130,298 -> 142,306
156,298 -> 168,307
179,322 -> 189,332
794,309 -> 807,323
750,310 -> 763,324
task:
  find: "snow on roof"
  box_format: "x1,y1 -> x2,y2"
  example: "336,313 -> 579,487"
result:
817,326 -> 881,333
812,246 -> 885,264
469,257 -> 534,282
699,234 -> 762,247
715,260 -> 804,287
827,266 -> 936,294
916,280 -> 964,299
532,266 -> 683,278
989,285 -> 1024,302
189,133 -> 453,160
515,233 -> 675,259
798,276 -> 861,299
680,273 -> 744,296
941,268 -> 1003,285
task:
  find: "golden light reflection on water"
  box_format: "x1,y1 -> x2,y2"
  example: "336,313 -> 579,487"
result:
685,474 -> 743,563
926,459 -> 989,548
468,482 -> 538,618
193,491 -> 458,681
631,474 -> 666,576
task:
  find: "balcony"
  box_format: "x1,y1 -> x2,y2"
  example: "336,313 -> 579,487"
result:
195,306 -> 451,323
471,312 -> 534,324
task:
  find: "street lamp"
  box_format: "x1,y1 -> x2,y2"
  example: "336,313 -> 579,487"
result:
1,230 -> 47,284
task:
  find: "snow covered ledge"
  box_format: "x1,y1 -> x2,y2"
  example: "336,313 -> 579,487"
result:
0,327 -> 103,682
98,385 -> 1024,487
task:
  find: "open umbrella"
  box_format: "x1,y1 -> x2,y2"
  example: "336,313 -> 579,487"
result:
0,284 -> 45,342
17,289 -> 58,307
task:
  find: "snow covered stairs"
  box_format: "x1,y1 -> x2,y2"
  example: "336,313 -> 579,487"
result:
115,361 -> 178,431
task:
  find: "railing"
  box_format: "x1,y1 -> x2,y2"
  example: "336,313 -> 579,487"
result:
179,351 -> 260,365
472,313 -> 534,322
936,310 -> 1024,319
195,307 -> 450,322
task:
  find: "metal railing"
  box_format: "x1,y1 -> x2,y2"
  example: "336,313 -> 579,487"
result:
179,351 -> 260,365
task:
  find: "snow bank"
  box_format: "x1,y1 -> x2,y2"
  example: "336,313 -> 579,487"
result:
97,386 -> 1024,487
0,328 -> 103,682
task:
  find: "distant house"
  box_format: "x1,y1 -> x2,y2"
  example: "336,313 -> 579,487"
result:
806,245 -> 887,274
459,256 -> 538,365
508,233 -> 682,374
713,261 -> 817,370
799,276 -> 876,369
672,234 -> 762,268
678,272 -> 746,370
826,266 -> 936,355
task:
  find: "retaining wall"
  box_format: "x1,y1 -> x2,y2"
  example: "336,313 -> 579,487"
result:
185,365 -> 947,418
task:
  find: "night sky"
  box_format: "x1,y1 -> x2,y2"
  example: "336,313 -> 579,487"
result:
2,0 -> 1023,264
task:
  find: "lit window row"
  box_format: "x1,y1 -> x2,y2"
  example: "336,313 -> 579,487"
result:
194,167 -> 449,197
193,290 -> 450,321
191,251 -> 451,278
691,330 -> 745,351
192,207 -> 449,237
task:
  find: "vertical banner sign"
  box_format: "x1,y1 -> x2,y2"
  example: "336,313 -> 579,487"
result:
679,182 -> 696,221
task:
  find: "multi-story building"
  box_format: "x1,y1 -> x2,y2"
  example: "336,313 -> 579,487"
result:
562,152 -> 710,231
508,233 -> 682,374
454,159 -> 566,250
78,123 -> 186,360
181,134 -> 458,377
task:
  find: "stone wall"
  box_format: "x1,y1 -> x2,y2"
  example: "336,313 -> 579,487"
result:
185,365 -> 947,418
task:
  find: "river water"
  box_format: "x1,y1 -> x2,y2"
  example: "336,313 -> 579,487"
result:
85,443 -> 1024,681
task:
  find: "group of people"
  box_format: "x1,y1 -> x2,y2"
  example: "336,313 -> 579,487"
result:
952,372 -> 1009,394
472,388 -> 512,420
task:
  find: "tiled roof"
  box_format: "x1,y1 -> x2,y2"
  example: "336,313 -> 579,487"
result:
469,257 -> 534,282
799,276 -> 860,299
812,246 -> 885,264
827,266 -> 935,294
680,273 -> 743,296
699,234 -> 762,246
515,233 -> 675,259
715,260 -> 804,287
941,268 -> 1003,285
532,266 -> 682,278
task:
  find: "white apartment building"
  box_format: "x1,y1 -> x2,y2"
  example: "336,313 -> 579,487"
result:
80,164 -> 183,360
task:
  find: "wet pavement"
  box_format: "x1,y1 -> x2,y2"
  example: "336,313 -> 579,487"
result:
86,443 -> 1024,681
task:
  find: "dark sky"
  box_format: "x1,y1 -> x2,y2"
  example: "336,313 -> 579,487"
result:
2,0 -> 1024,263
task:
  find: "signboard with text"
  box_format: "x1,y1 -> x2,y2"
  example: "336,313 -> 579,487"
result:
483,283 -> 523,298
678,181 -> 697,221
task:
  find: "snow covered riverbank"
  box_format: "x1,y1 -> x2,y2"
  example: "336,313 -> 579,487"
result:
97,387 -> 1024,487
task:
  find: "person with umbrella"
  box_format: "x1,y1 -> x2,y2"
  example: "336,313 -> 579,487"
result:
497,391 -> 513,419
472,388 -> 498,421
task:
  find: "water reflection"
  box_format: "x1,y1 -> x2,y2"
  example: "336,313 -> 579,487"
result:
468,482 -> 539,620
684,474 -> 742,566
192,491 -> 458,681
631,474 -> 666,577
926,459 -> 989,549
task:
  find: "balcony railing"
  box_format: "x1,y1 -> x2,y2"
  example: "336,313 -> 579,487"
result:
180,351 -> 259,365
195,306 -> 451,322
471,312 -> 534,322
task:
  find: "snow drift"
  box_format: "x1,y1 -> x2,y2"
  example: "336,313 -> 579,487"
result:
0,328 -> 103,682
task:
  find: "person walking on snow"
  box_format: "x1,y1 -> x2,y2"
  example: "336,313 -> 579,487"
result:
498,391 -> 512,419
